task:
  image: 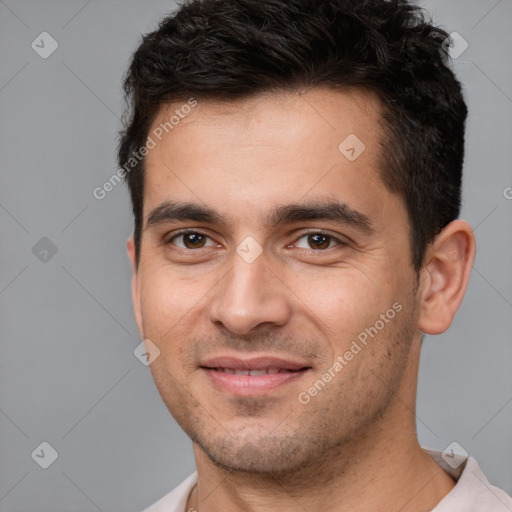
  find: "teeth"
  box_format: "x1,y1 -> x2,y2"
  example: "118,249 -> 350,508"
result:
216,368 -> 290,375
247,369 -> 267,376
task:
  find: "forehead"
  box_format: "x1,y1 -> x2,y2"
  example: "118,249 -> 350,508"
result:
142,87 -> 401,231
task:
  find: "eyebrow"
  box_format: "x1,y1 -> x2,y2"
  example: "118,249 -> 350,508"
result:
146,200 -> 374,234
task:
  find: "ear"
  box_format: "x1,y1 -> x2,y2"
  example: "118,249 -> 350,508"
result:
417,220 -> 476,335
127,237 -> 143,337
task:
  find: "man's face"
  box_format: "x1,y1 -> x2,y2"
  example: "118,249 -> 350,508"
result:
129,88 -> 421,474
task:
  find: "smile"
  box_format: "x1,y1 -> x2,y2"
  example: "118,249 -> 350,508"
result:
211,367 -> 300,375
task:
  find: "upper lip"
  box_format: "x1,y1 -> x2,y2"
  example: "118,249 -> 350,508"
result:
200,356 -> 311,371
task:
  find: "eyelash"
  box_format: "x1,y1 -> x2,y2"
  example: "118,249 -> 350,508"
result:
166,229 -> 346,251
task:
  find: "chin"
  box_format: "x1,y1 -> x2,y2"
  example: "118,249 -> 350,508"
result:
194,430 -> 319,476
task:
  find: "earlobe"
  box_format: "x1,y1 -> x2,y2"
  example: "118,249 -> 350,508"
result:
417,220 -> 476,335
126,237 -> 144,337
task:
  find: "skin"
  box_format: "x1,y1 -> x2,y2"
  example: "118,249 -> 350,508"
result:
127,87 -> 476,512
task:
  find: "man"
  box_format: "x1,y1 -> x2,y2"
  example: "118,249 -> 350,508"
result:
118,0 -> 512,510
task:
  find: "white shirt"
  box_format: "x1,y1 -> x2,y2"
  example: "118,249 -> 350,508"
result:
143,449 -> 512,512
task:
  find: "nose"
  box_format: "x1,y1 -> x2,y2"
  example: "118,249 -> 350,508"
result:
208,249 -> 292,336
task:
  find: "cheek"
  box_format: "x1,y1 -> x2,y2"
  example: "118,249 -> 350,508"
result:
286,266 -> 396,340
138,265 -> 208,341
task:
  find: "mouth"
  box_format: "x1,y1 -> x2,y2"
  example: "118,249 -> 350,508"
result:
199,356 -> 312,396
208,367 -> 303,375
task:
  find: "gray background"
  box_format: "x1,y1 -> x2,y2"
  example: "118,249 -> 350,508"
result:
0,0 -> 511,510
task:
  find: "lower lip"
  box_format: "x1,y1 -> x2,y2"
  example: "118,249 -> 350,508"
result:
201,368 -> 308,396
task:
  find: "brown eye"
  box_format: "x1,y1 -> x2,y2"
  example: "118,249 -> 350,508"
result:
307,233 -> 331,249
293,232 -> 343,251
170,232 -> 215,249
183,233 -> 206,248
